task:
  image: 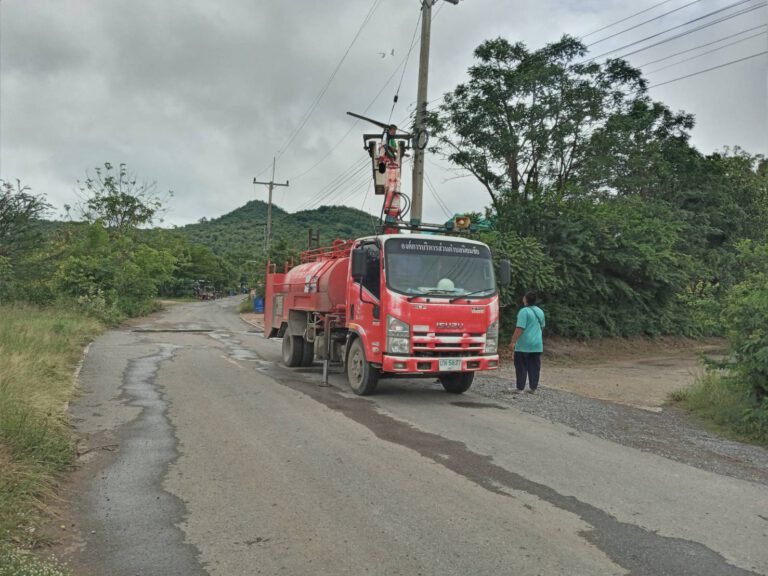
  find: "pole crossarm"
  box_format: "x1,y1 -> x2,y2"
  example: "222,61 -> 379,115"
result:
253,180 -> 289,187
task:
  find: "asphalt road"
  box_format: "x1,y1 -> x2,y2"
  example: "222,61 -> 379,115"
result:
64,297 -> 768,576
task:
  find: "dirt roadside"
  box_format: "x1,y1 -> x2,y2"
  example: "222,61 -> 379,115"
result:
499,336 -> 727,410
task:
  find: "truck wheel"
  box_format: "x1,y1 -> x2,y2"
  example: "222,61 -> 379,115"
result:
439,372 -> 474,394
347,338 -> 378,395
300,338 -> 314,367
282,330 -> 304,367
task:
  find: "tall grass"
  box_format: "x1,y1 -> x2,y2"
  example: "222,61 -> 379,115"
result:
238,297 -> 254,314
0,305 -> 101,560
672,371 -> 768,447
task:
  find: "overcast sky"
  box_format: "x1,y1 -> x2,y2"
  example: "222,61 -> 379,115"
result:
1,0 -> 766,227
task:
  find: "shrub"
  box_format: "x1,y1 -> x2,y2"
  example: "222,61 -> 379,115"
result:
723,259 -> 768,399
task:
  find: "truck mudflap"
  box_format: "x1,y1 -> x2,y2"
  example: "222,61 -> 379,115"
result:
381,355 -> 499,374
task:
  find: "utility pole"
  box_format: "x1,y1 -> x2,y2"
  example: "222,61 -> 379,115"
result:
411,0 -> 459,227
307,228 -> 320,250
253,157 -> 289,255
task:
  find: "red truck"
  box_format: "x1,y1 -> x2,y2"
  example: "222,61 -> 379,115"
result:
263,114 -> 510,395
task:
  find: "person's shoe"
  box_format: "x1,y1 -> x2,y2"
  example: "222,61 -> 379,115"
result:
526,388 -> 537,394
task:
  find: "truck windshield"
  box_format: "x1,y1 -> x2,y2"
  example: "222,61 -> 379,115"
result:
385,238 -> 496,298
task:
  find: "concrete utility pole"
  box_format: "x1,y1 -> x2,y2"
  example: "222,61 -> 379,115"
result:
411,0 -> 460,227
253,157 -> 289,255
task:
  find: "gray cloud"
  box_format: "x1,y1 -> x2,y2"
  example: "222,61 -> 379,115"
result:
1,0 -> 766,228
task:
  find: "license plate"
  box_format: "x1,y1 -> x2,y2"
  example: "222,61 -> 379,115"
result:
438,358 -> 462,372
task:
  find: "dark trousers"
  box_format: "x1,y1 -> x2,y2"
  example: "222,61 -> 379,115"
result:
514,352 -> 541,390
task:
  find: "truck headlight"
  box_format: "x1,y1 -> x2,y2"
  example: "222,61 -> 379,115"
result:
387,315 -> 410,355
485,321 -> 498,354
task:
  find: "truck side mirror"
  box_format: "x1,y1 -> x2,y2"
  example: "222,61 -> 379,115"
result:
498,260 -> 511,287
351,248 -> 366,280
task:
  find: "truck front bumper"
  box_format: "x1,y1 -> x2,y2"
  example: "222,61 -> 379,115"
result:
381,355 -> 499,374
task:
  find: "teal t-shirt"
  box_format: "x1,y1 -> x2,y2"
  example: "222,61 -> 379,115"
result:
515,305 -> 545,353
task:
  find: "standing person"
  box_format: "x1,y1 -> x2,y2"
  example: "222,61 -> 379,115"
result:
507,291 -> 545,394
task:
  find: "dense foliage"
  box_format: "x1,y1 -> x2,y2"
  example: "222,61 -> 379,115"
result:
723,242 -> 768,400
1,165 -> 233,321
180,200 -> 375,258
676,241 -> 768,444
0,163 -> 377,322
429,35 -> 768,339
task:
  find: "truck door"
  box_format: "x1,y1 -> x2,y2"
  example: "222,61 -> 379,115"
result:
348,240 -> 383,361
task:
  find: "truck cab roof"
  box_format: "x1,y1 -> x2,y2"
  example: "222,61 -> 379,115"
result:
357,233 -> 489,247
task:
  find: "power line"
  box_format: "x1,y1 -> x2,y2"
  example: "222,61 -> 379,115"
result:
288,7 -> 442,188
309,110 -> 414,218
289,61 -> 405,183
289,6 -> 429,184
585,0 -> 761,61
298,158 -> 370,211
587,0 -> 705,47
637,23 -> 767,66
316,168 -> 372,208
361,177 -> 373,211
274,0 -> 382,162
580,0 -> 677,39
253,161 -> 273,181
651,49 -> 768,86
429,183 -> 452,219
424,169 -> 453,218
389,8 -> 422,122
644,30 -> 766,73
609,3 -> 767,61
295,157 -> 366,211
433,1 -> 447,21
337,173 -> 376,206
288,126 -> 357,184
303,158 -> 369,210
319,176 -> 368,208
291,2 -> 452,215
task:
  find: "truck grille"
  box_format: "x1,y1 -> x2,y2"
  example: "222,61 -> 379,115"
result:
411,331 -> 486,357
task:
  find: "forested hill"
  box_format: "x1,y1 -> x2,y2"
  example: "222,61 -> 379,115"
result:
179,200 -> 378,258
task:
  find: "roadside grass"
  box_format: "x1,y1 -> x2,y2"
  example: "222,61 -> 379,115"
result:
0,305 -> 102,570
0,542 -> 71,576
671,372 -> 768,447
157,296 -> 197,304
238,297 -> 253,314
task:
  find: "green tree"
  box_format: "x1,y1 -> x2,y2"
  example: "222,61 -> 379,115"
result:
73,162 -> 171,235
0,180 -> 52,302
52,225 -> 176,320
51,163 -> 178,320
431,37 -> 631,215
728,240 -> 768,388
428,36 -> 695,227
0,179 -> 51,259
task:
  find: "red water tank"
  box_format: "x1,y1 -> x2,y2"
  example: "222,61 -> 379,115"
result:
281,256 -> 349,313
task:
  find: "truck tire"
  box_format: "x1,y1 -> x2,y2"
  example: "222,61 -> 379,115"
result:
282,330 -> 304,367
347,338 -> 378,395
439,372 -> 474,394
300,338 -> 314,367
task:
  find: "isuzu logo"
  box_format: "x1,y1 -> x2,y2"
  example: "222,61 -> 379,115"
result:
436,321 -> 463,329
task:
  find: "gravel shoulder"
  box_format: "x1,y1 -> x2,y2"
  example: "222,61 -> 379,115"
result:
472,372 -> 768,486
